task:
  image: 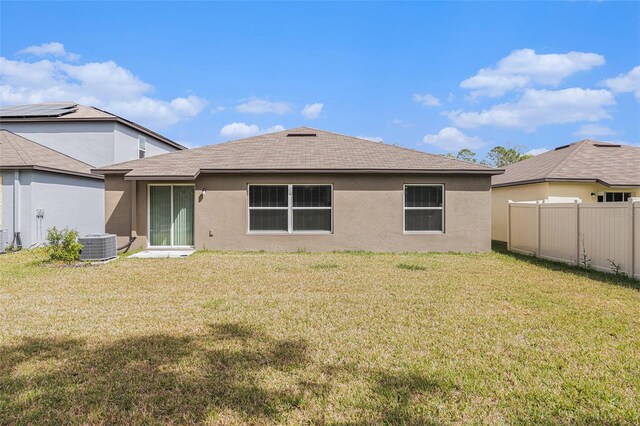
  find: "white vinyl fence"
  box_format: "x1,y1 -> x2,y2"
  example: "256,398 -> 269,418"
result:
508,199 -> 639,279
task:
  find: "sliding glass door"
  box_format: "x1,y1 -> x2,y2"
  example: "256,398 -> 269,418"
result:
149,185 -> 194,247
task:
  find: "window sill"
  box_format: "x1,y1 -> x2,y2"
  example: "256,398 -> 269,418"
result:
247,231 -> 333,236
403,231 -> 445,235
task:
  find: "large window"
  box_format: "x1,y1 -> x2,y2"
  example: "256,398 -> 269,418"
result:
248,184 -> 332,233
598,192 -> 632,203
404,184 -> 444,232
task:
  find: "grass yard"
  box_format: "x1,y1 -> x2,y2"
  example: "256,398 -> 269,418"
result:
1,245 -> 639,424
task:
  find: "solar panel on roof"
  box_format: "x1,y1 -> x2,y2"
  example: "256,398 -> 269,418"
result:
0,103 -> 77,118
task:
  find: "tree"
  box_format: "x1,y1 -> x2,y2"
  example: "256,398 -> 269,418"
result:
455,148 -> 477,163
485,146 -> 532,168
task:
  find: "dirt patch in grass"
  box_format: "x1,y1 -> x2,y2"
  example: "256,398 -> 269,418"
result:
1,249 -> 639,424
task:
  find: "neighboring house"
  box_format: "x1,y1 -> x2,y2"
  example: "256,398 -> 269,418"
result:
93,127 -> 503,252
0,103 -> 185,248
491,139 -> 640,242
0,131 -> 103,248
0,103 -> 184,167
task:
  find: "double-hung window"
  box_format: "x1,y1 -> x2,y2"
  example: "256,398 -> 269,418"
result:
248,184 -> 332,233
404,184 -> 444,232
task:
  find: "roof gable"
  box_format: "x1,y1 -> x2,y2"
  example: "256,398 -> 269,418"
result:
492,139 -> 640,188
94,127 -> 502,179
0,130 -> 100,179
0,102 -> 185,150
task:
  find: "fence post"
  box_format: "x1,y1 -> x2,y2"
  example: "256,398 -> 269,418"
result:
575,199 -> 580,265
535,201 -> 541,257
629,199 -> 635,278
507,200 -> 513,251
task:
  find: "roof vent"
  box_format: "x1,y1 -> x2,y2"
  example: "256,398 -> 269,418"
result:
286,133 -> 317,137
555,144 -> 571,150
594,143 -> 621,147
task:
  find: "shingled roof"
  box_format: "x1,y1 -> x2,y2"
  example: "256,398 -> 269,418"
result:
492,139 -> 640,188
93,127 -> 502,180
0,102 -> 185,150
0,130 -> 100,179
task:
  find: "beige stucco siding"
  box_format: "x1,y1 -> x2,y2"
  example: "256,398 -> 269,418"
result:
547,182 -> 638,201
491,181 -> 640,242
105,173 -> 493,252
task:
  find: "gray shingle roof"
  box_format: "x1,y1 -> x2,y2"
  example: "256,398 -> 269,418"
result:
492,139 -> 640,188
0,130 -> 100,179
93,127 -> 502,179
0,103 -> 184,150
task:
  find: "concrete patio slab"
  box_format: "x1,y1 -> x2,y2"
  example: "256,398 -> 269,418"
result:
128,250 -> 195,259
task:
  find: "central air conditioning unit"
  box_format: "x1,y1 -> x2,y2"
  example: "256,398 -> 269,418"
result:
78,233 -> 117,261
0,229 -> 8,253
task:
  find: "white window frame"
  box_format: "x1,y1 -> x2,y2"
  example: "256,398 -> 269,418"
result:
403,184 -> 445,234
247,184 -> 333,235
601,191 -> 632,203
138,135 -> 147,159
147,183 -> 195,248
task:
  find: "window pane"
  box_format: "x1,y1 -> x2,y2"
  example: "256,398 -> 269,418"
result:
149,186 -> 172,246
293,209 -> 331,232
173,186 -> 194,246
293,185 -> 332,207
250,209 -> 288,231
624,193 -> 631,202
249,185 -> 288,207
405,209 -> 443,231
405,186 -> 443,207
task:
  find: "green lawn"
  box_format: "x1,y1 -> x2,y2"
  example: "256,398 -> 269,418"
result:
1,245 -> 639,424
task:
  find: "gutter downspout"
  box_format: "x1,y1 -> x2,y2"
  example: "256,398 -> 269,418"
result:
10,170 -> 22,250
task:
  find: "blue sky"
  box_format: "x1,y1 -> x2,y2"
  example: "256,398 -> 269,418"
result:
1,1 -> 639,157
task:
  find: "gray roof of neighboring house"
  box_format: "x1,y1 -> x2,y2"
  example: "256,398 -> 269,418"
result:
0,130 -> 101,179
492,139 -> 640,188
0,102 -> 185,150
93,127 -> 503,180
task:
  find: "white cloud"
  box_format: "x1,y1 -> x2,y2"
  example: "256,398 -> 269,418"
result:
210,105 -> 226,114
422,127 -> 486,152
357,136 -> 383,142
574,123 -> 618,138
390,119 -> 413,127
235,98 -> 291,114
525,148 -> 549,156
412,93 -> 441,107
460,49 -> 605,97
219,122 -> 284,139
602,65 -> 640,100
0,53 -> 207,128
447,88 -> 615,131
301,102 -> 323,119
19,42 -> 80,61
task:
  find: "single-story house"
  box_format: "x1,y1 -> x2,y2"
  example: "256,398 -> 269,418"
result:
492,139 -> 640,242
93,127 -> 503,252
0,130 -> 103,248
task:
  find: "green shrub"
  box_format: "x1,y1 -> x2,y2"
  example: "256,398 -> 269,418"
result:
46,227 -> 83,264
